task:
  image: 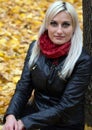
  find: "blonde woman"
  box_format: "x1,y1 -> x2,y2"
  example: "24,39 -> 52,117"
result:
3,1 -> 92,130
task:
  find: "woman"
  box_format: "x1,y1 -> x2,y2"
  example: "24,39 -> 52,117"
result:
3,1 -> 92,130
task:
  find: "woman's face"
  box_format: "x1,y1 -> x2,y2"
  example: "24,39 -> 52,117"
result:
47,11 -> 74,45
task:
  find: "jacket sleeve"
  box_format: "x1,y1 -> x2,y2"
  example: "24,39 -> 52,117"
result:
21,53 -> 92,130
3,41 -> 35,121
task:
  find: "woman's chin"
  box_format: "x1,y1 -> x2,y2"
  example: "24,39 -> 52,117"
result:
53,40 -> 65,45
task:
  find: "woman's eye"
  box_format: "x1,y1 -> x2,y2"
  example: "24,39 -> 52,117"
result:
62,22 -> 70,28
50,21 -> 58,27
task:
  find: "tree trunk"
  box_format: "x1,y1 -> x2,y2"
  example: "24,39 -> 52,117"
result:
82,0 -> 92,126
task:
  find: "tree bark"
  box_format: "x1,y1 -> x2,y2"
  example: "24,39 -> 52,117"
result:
82,0 -> 92,126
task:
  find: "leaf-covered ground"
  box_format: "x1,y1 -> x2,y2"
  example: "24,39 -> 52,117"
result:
0,0 -> 91,129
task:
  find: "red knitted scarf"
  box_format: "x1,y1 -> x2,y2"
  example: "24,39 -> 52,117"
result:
39,31 -> 71,59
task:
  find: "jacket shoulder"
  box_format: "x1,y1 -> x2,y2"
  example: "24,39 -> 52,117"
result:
26,40 -> 36,58
78,48 -> 92,62
76,48 -> 92,75
29,40 -> 36,51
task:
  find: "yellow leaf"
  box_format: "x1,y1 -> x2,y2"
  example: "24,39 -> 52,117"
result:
0,87 -> 2,91
12,76 -> 20,83
12,6 -> 20,13
0,22 -> 4,27
8,39 -> 20,49
20,13 -> 26,19
0,51 -> 4,57
0,38 -> 7,45
63,0 -> 74,3
15,19 -> 22,25
31,35 -> 38,41
26,14 -> 33,19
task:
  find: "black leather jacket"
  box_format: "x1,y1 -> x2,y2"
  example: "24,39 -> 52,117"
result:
4,41 -> 92,130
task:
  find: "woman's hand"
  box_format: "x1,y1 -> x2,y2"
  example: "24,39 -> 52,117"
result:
2,115 -> 18,130
17,120 -> 25,130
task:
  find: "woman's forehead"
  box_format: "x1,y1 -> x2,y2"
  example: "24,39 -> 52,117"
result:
51,11 -> 73,22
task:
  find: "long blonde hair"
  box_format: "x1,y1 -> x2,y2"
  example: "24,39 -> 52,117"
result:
29,0 -> 83,79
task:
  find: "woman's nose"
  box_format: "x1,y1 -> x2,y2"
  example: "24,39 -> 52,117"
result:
57,25 -> 63,34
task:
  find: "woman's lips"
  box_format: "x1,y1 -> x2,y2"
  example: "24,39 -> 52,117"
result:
54,36 -> 65,39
